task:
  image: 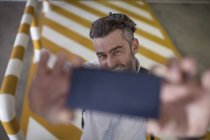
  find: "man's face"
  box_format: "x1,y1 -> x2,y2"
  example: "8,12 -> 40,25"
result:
93,29 -> 139,72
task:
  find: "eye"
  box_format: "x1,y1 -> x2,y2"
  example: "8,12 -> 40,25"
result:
113,50 -> 121,55
98,54 -> 106,60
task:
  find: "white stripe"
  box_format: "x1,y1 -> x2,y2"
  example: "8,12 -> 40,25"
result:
42,26 -> 97,62
20,13 -> 33,25
8,130 -> 24,140
0,94 -> 16,122
43,1 -> 51,12
137,35 -> 175,58
14,33 -> 29,48
136,22 -> 165,40
136,1 -> 145,5
51,2 -> 174,58
45,51 -> 56,69
5,59 -> 23,79
136,54 -> 162,69
33,49 -> 41,63
45,10 -> 90,38
52,1 -> 98,22
79,1 -> 164,39
71,109 -> 82,130
26,0 -> 37,8
52,1 -> 173,58
26,117 -> 58,140
108,1 -> 153,20
47,2 -> 174,61
33,49 -> 57,69
30,27 -> 41,40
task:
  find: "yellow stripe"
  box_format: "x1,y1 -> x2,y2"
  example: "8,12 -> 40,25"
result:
136,28 -> 171,49
123,1 -> 149,11
97,1 -> 170,45
31,15 -> 42,50
65,0 -> 106,17
142,2 -> 181,58
11,46 -> 25,60
31,16 -> 39,27
65,0 -> 172,54
44,18 -> 94,51
42,37 -> 85,62
146,134 -> 160,140
32,39 -> 42,50
1,75 -> 18,95
30,12 -> 42,50
24,6 -> 35,16
31,112 -> 82,139
99,1 -> 158,27
50,4 -> 90,28
18,23 -> 30,34
110,1 -> 180,57
44,7 -> 167,65
204,132 -> 210,140
139,46 -> 168,65
1,118 -> 21,135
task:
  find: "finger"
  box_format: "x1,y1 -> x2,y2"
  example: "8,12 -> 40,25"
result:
167,58 -> 183,83
180,57 -> 197,80
146,120 -> 161,136
71,56 -> 84,68
44,108 -> 74,124
62,61 -> 72,77
161,83 -> 197,103
57,108 -> 75,124
62,56 -> 84,78
202,70 -> 210,90
53,53 -> 66,75
151,65 -> 168,79
37,50 -> 50,75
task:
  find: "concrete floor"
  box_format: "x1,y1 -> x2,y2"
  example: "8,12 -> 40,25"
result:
0,1 -> 210,140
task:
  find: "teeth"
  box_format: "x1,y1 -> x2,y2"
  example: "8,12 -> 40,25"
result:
113,67 -> 126,72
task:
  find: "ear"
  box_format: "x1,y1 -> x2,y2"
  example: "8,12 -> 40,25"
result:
131,38 -> 139,54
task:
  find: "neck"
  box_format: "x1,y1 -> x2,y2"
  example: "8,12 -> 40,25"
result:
131,58 -> 139,72
134,58 -> 140,72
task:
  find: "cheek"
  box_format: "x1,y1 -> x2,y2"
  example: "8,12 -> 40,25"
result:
115,54 -> 131,65
99,60 -> 107,69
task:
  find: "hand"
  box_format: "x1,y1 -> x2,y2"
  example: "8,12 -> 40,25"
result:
147,58 -> 210,137
28,51 -> 83,124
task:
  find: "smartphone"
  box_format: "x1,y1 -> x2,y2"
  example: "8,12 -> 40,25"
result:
67,68 -> 162,118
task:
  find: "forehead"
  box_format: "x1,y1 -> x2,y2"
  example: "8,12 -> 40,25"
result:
93,29 -> 128,52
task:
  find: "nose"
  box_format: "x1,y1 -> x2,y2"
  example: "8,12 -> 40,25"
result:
106,56 -> 116,69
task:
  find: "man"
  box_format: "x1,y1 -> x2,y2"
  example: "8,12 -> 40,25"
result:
30,13 -> 148,140
29,13 -> 210,139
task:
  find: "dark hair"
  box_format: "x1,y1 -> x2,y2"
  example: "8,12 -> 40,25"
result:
89,13 -> 136,43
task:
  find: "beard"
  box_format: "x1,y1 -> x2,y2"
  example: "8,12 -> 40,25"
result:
111,57 -> 135,72
111,64 -> 128,72
112,50 -> 136,72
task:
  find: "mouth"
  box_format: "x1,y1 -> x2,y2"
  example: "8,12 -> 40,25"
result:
112,66 -> 127,72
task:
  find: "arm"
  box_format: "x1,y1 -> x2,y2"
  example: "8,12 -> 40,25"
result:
28,51 -> 83,124
147,58 -> 210,138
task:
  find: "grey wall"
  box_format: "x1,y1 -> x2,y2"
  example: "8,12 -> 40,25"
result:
150,3 -> 210,73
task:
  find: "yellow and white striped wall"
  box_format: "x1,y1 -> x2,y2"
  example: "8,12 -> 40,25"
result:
39,0 -> 181,68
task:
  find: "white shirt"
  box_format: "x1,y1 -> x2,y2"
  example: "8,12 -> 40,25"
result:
80,61 -> 146,140
81,111 -> 146,140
